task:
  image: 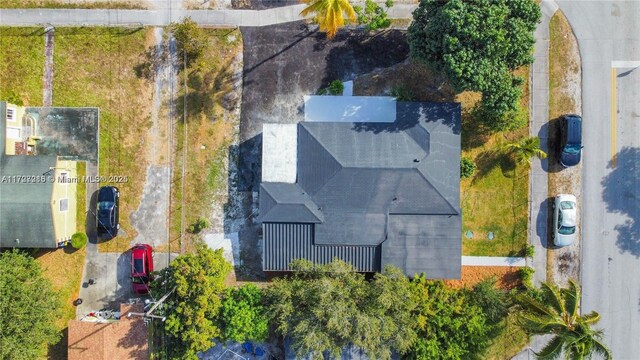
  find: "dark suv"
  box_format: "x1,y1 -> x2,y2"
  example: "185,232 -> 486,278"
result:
560,114 -> 582,167
96,186 -> 119,239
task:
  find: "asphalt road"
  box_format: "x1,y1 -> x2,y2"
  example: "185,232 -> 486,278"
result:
557,1 -> 640,358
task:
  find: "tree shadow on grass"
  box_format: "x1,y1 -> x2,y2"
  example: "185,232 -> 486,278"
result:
176,57 -> 241,124
471,149 -> 516,182
47,327 -> 68,360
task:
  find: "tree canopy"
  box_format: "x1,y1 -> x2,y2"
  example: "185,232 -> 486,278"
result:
171,17 -> 210,65
0,250 -> 61,360
409,277 -> 496,360
408,0 -> 540,129
265,259 -> 417,360
220,284 -> 268,343
151,245 -> 232,360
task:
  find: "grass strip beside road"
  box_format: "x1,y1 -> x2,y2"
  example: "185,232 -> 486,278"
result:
0,27 -> 44,105
52,27 -> 154,252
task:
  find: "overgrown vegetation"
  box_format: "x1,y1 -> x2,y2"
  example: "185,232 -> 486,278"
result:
390,85 -> 415,101
220,284 -> 268,343
408,0 -> 540,131
171,28 -> 242,251
354,0 -> 393,31
171,17 -> 210,66
0,251 -> 61,359
517,267 -> 535,289
188,217 -> 210,234
318,79 -> 345,95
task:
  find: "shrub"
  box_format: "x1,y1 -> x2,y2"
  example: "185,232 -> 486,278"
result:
70,232 -> 88,249
188,217 -> 210,234
518,267 -> 535,289
520,244 -> 535,258
460,157 -> 476,179
390,85 -> 414,101
354,0 -> 393,31
328,80 -> 344,95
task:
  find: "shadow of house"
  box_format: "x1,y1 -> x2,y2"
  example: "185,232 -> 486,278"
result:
68,304 -> 148,360
601,146 -> 640,257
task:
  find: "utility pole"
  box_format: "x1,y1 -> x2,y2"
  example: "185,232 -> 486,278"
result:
127,287 -> 176,324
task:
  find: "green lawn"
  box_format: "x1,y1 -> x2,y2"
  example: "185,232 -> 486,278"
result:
1,0 -> 145,9
76,161 -> 87,232
52,27 -> 154,252
459,66 -> 531,257
0,27 -> 44,105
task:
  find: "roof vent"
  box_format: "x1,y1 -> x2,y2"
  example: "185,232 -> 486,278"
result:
413,158 -> 420,163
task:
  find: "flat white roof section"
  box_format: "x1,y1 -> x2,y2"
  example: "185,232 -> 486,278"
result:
342,81 -> 354,96
262,123 -> 297,183
304,95 -> 396,123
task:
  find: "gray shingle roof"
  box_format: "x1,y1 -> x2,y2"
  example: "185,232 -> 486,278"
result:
261,102 -> 461,278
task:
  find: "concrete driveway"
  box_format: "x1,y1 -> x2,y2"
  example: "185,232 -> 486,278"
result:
76,246 -> 177,318
557,1 -> 640,358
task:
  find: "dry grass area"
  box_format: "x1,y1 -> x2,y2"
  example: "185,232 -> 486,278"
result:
1,0 -> 146,9
34,248 -> 86,358
51,27 -> 155,253
170,29 -> 243,252
444,266 -> 522,290
354,59 -> 455,102
547,11 -> 582,286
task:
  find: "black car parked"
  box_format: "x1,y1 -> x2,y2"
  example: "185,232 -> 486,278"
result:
96,186 -> 120,239
560,114 -> 582,167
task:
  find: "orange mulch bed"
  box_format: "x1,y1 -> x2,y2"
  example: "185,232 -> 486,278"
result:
445,266 -> 521,290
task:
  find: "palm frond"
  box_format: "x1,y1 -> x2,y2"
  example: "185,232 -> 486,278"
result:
541,282 -> 565,319
534,335 -> 564,360
580,311 -> 601,325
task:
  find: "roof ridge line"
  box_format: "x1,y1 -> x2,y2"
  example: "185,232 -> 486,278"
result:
414,168 -> 459,215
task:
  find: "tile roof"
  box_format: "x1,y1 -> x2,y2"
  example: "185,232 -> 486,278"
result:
68,304 -> 149,360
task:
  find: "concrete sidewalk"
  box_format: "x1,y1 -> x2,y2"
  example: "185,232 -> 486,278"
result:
461,256 -> 527,267
528,0 -> 558,287
0,4 -> 417,27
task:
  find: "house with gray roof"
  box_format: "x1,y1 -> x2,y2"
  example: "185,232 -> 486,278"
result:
0,101 -> 81,248
260,97 -> 462,278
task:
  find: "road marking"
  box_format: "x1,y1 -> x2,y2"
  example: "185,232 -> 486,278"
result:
611,60 -> 640,68
611,68 -> 617,167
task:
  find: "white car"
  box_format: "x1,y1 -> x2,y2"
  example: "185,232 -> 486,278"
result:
553,194 -> 577,247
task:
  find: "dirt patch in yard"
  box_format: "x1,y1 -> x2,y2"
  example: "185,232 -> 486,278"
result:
1,0 -> 147,9
546,11 -> 582,287
444,266 -> 522,290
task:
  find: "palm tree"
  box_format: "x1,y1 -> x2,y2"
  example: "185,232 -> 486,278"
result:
504,136 -> 547,165
516,280 -> 612,360
300,0 -> 356,39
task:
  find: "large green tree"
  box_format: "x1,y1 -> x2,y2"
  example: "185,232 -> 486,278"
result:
220,284 -> 268,343
0,250 -> 61,360
408,0 -> 540,129
265,259 -> 417,360
517,280 -> 612,360
409,277 -> 493,360
151,245 -> 232,360
171,17 -> 210,65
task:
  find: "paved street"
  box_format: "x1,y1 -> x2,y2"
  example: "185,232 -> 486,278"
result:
558,1 -> 640,358
0,4 -> 417,27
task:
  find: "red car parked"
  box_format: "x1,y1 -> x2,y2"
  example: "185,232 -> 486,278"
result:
131,244 -> 153,294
